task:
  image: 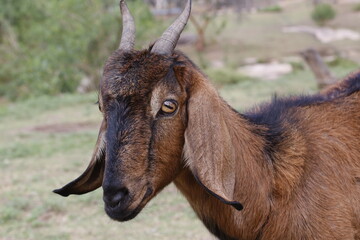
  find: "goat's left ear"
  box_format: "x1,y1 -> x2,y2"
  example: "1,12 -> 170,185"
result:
183,85 -> 243,211
53,120 -> 106,197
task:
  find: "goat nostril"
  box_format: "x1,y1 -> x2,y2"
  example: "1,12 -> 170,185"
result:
103,187 -> 129,208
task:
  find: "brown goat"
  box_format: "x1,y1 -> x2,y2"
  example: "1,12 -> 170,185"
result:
54,0 -> 360,239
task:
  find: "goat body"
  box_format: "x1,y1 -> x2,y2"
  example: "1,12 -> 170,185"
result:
176,67 -> 360,239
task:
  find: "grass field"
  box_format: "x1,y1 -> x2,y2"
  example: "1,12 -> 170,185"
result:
1,1 -> 360,239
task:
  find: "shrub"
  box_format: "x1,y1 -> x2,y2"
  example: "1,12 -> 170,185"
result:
260,5 -> 283,13
311,4 -> 336,25
0,0 -> 163,100
353,3 -> 360,12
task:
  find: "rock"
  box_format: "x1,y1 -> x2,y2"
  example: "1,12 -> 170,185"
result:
243,57 -> 258,65
283,26 -> 360,43
211,60 -> 225,69
237,61 -> 293,80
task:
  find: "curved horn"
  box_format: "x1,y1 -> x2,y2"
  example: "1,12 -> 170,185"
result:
119,0 -> 135,51
151,0 -> 192,55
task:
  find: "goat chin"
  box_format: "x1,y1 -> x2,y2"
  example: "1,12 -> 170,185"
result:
105,186 -> 153,222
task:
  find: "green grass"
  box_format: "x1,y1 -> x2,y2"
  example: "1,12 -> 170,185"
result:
0,93 -> 98,120
206,67 -> 257,86
327,57 -> 359,69
0,131 -> 96,162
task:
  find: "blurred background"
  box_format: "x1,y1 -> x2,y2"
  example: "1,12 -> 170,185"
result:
0,0 -> 359,239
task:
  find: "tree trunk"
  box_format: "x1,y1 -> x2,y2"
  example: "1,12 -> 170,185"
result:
301,48 -> 337,89
155,0 -> 168,10
313,0 -> 322,5
190,15 -> 211,52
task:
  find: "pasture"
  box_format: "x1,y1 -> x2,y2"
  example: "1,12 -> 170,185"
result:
1,0 -> 360,239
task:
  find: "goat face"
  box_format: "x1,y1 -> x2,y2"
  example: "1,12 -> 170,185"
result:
99,50 -> 188,221
54,49 -> 190,221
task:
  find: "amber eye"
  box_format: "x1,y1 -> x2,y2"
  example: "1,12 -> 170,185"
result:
161,100 -> 178,114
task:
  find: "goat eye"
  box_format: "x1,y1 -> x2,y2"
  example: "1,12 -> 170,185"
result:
95,101 -> 102,112
161,100 -> 178,114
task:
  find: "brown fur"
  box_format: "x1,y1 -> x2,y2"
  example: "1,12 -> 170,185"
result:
55,49 -> 360,239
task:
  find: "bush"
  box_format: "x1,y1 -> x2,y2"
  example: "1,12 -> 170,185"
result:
0,0 -> 163,100
311,4 -> 336,25
260,5 -> 283,13
353,3 -> 360,12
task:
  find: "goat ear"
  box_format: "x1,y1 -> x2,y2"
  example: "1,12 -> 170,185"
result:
53,120 -> 106,197
184,86 -> 243,211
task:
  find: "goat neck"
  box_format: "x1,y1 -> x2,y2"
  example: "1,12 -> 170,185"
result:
174,65 -> 274,239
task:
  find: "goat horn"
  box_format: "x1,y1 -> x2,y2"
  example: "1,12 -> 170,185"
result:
119,0 -> 135,51
151,0 -> 192,55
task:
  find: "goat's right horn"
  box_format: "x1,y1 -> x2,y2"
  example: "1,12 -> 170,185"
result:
118,0 -> 135,51
151,0 -> 192,55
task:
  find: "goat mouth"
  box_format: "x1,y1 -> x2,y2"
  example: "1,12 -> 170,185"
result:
105,187 -> 153,222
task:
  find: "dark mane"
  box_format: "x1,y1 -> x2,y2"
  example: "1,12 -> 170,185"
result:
242,70 -> 360,160
244,70 -> 360,126
244,94 -> 326,127
321,70 -> 360,99
242,94 -> 326,161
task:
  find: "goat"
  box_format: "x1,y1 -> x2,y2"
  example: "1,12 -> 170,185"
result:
54,0 -> 360,239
